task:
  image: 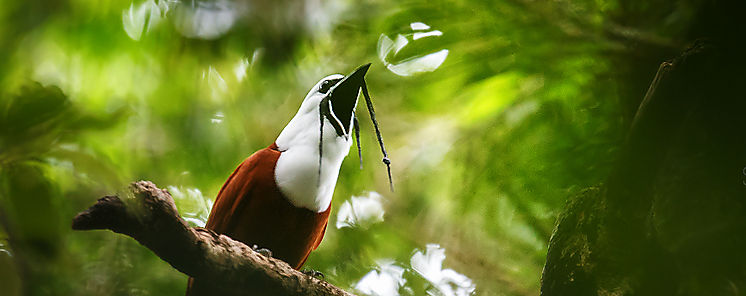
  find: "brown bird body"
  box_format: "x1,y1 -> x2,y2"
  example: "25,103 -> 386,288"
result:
186,143 -> 331,295
206,142 -> 331,268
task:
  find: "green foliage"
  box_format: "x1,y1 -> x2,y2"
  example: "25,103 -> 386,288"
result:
0,0 -> 710,295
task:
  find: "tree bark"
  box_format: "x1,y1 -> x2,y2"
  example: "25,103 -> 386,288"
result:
541,40 -> 746,295
71,181 -> 355,296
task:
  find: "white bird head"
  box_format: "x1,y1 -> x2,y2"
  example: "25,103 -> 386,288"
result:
274,64 -> 371,212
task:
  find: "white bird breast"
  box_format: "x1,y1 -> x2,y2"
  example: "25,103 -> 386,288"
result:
274,78 -> 353,212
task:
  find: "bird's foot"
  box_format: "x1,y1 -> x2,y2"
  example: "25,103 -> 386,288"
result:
251,245 -> 273,258
302,269 -> 325,279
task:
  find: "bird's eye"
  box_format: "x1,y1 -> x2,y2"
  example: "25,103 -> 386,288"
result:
319,80 -> 332,93
318,78 -> 341,94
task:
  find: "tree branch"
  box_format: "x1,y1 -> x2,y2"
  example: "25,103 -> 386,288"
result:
72,181 -> 355,296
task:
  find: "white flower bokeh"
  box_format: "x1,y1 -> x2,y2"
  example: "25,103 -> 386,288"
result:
411,244 -> 476,296
354,260 -> 407,296
336,192 -> 386,229
355,244 -> 475,296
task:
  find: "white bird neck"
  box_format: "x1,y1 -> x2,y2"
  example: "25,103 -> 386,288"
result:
274,109 -> 352,212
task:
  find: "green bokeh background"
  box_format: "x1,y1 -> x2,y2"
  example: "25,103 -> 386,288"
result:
0,0 -> 712,295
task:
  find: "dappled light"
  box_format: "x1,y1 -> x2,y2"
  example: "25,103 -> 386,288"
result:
411,244 -> 475,296
122,0 -> 168,41
354,260 -> 407,296
172,0 -> 242,40
210,111 -> 224,124
169,185 -> 212,227
354,245 -> 475,296
0,242 -> 11,257
335,192 -> 385,229
377,22 -> 449,76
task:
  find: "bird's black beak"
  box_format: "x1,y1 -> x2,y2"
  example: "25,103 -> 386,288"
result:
327,63 -> 370,137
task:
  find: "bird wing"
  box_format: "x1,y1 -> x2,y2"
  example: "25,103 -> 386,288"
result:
204,159 -> 251,233
205,145 -> 280,235
312,217 -> 328,250
188,146 -> 280,296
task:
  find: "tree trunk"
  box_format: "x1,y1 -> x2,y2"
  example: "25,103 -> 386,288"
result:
541,40 -> 746,295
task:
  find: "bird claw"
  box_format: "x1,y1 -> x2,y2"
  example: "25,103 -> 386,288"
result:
302,269 -> 325,279
251,245 -> 273,258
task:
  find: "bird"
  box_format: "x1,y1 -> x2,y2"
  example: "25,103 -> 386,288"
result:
186,64 -> 374,295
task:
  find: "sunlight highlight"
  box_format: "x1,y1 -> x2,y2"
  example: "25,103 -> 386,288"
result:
203,66 -> 228,101
411,244 -> 476,296
355,245 -> 476,296
0,242 -> 12,257
410,22 -> 431,30
335,192 -> 385,229
386,49 -> 449,77
173,0 -> 241,39
354,260 -> 407,296
122,0 -> 166,41
233,58 -> 250,82
211,111 -> 224,124
168,185 -> 212,227
377,22 -> 449,76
